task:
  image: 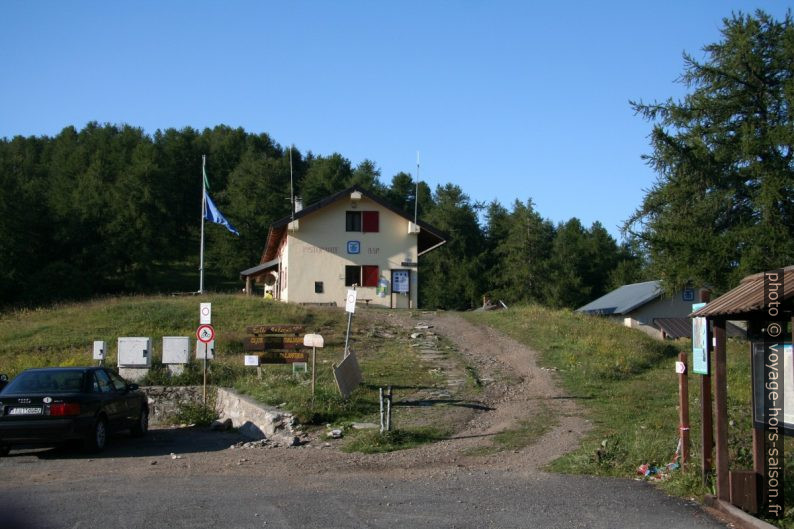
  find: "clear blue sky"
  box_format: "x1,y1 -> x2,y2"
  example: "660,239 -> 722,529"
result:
1,1 -> 788,239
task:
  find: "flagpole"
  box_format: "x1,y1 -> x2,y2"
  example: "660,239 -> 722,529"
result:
199,154 -> 206,294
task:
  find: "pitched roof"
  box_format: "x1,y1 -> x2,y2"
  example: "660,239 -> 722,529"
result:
690,265 -> 794,318
576,280 -> 662,315
259,185 -> 447,263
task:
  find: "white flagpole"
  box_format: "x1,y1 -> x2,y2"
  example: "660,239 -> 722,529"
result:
199,154 -> 206,294
414,151 -> 420,224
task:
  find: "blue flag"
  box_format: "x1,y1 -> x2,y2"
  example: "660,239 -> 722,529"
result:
204,192 -> 239,236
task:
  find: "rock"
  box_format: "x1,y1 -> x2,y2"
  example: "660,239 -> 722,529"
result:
211,418 -> 233,431
327,429 -> 343,439
150,461 -> 157,465
289,436 -> 302,447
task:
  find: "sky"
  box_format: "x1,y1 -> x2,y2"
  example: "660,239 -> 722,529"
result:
0,1 -> 789,240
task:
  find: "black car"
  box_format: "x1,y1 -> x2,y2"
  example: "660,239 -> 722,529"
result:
0,367 -> 149,454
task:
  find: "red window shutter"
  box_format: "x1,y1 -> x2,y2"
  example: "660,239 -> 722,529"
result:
362,211 -> 379,233
362,266 -> 379,287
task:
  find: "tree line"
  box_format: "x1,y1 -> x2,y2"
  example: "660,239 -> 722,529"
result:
0,123 -> 642,309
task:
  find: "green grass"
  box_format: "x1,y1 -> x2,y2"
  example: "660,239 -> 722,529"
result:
0,294 -> 445,438
466,305 -> 794,526
343,427 -> 449,453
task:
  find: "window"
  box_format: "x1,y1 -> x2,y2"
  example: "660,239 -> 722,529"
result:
345,265 -> 378,287
315,281 -> 324,293
346,211 -> 361,232
362,265 -> 379,287
108,370 -> 128,392
346,211 -> 379,232
345,266 -> 360,286
93,370 -> 113,393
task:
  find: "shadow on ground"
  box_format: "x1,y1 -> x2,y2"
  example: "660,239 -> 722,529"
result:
8,426 -> 246,460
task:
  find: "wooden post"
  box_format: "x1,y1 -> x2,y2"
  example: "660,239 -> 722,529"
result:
245,276 -> 252,295
701,330 -> 714,484
713,318 -> 729,501
678,352 -> 690,466
379,387 -> 385,433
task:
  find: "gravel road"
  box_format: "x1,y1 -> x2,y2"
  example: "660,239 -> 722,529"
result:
0,311 -> 729,528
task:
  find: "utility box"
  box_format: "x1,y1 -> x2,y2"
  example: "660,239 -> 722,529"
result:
196,340 -> 215,360
93,341 -> 107,361
117,337 -> 152,368
162,337 -> 190,365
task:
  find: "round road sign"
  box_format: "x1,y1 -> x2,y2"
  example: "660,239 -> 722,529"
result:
196,324 -> 215,343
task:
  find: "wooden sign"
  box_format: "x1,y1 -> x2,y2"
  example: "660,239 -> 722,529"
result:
246,324 -> 304,335
244,336 -> 304,351
258,350 -> 309,364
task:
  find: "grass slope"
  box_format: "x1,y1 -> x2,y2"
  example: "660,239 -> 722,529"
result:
0,295 -> 441,440
466,305 -> 793,526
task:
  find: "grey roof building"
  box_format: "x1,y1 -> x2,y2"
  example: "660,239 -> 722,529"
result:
577,280 -> 710,339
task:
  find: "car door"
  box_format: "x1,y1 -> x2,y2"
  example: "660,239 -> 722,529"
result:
106,370 -> 139,426
92,370 -> 125,430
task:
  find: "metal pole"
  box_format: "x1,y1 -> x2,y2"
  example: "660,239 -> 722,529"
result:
202,349 -> 207,406
343,285 -> 356,358
290,146 -> 295,220
701,323 -> 714,485
379,387 -> 384,433
311,346 -> 316,399
414,151 -> 419,225
386,386 -> 392,431
199,155 -> 206,294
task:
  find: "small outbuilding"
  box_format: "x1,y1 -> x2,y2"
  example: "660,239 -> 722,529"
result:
577,280 -> 710,339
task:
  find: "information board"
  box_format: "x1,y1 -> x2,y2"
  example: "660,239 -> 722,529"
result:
691,303 -> 709,375
392,270 -> 410,294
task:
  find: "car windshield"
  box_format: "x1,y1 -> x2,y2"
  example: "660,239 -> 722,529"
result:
3,370 -> 85,394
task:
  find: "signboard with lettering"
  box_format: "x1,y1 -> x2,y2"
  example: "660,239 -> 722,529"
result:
243,324 -> 309,364
392,270 -> 410,293
246,324 -> 304,335
244,335 -> 305,351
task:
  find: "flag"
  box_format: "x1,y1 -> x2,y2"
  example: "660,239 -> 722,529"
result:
203,163 -> 210,191
204,191 -> 239,236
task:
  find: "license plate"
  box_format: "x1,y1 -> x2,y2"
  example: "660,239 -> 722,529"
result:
8,407 -> 43,415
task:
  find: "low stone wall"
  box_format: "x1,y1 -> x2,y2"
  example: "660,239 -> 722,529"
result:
215,387 -> 297,442
141,385 -> 297,443
142,385 -> 204,424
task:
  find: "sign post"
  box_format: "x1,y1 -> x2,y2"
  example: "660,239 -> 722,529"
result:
692,302 -> 713,483
303,333 -> 324,399
344,287 -> 357,358
196,323 -> 215,405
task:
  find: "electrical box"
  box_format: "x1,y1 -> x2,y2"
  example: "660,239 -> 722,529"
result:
117,337 -> 152,368
93,341 -> 106,361
162,337 -> 190,365
196,339 -> 215,360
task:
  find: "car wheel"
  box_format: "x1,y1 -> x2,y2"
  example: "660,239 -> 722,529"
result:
131,407 -> 148,437
0,446 -> 10,457
84,417 -> 108,453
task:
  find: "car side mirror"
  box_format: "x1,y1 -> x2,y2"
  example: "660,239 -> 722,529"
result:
127,383 -> 139,391
0,374 -> 8,382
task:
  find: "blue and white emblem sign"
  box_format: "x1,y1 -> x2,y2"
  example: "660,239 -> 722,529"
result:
347,241 -> 361,254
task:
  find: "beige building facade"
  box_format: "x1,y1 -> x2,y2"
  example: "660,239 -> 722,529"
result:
241,186 -> 446,308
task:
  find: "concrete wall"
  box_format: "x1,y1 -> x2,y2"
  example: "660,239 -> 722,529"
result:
142,386 -> 297,443
282,194 -> 418,308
